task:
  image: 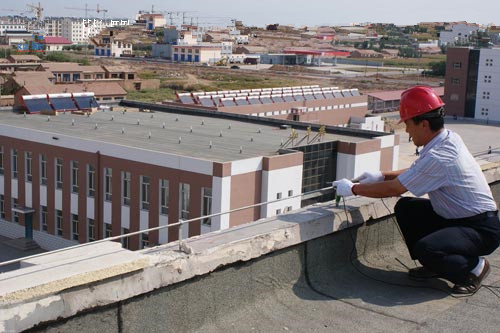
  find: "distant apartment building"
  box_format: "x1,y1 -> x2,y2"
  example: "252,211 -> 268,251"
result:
438,24 -> 480,46
43,18 -> 63,37
0,23 -> 27,36
0,107 -> 399,251
61,18 -> 130,44
91,29 -> 133,58
444,47 -> 500,122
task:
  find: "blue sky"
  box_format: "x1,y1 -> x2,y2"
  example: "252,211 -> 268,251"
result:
2,0 -> 499,27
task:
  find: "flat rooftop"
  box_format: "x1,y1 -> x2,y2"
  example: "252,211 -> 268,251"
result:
0,109 -> 369,162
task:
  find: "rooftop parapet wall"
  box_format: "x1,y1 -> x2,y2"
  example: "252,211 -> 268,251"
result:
1,163 -> 498,332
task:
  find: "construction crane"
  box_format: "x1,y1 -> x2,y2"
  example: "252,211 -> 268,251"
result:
26,2 -> 43,21
0,8 -> 26,16
96,4 -> 108,19
65,4 -> 109,19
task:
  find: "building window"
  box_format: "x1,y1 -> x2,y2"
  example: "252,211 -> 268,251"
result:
277,192 -> 282,200
452,78 -> 460,85
0,194 -> 5,219
88,164 -> 95,197
105,223 -> 112,238
87,218 -> 95,241
56,209 -> 63,236
104,168 -> 112,201
453,62 -> 462,69
41,206 -> 48,231
25,152 -> 32,182
56,158 -> 63,189
141,175 -> 150,210
71,161 -> 79,193
12,149 -> 18,179
122,171 -> 131,206
141,232 -> 149,249
160,179 -> 169,215
72,214 -> 79,240
12,198 -> 19,223
202,187 -> 212,226
122,228 -> 129,249
0,146 -> 4,175
180,183 -> 190,220
276,209 -> 281,215
40,154 -> 47,185
288,190 -> 293,197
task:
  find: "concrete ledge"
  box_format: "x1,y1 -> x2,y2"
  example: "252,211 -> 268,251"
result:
1,163 -> 499,332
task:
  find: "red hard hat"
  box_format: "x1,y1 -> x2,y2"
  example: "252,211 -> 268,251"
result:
399,86 -> 445,123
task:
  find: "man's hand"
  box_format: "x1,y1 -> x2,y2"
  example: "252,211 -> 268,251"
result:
353,171 -> 384,184
332,179 -> 356,197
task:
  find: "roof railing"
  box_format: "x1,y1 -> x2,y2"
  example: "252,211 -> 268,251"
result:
0,186 -> 335,268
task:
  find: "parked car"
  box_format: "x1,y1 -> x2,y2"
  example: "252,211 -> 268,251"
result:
230,65 -> 240,69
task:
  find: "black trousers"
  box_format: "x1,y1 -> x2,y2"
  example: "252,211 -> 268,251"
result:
394,197 -> 500,284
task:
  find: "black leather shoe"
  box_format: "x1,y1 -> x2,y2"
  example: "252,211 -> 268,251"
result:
452,259 -> 490,295
408,266 -> 442,280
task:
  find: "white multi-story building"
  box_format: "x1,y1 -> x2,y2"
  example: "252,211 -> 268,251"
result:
439,24 -> 480,46
43,18 -> 63,37
0,23 -> 27,36
475,48 -> 500,122
61,18 -> 130,44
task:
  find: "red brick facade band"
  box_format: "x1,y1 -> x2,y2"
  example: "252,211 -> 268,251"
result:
46,151 -> 55,235
0,136 -> 213,250
229,171 -> 262,226
444,48 -> 470,118
337,140 -> 382,155
4,141 -> 11,222
32,153 -> 40,230
17,149 -> 26,226
262,152 -> 303,171
379,147 -> 394,172
212,162 -> 231,178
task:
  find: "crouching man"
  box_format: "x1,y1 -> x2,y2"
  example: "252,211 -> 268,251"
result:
333,86 -> 500,294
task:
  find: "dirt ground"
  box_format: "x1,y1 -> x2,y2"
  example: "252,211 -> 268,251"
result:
91,56 -> 442,98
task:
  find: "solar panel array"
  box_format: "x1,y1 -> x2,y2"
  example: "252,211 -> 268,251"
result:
22,93 -> 99,114
73,93 -> 99,109
23,95 -> 53,114
48,93 -> 77,111
177,86 -> 361,107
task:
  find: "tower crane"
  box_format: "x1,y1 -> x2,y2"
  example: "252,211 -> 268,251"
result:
26,2 -> 43,21
65,4 -> 109,19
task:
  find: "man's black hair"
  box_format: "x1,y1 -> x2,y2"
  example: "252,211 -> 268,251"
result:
412,107 -> 445,132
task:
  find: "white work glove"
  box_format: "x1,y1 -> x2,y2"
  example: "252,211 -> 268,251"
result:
353,171 -> 384,184
332,179 -> 356,197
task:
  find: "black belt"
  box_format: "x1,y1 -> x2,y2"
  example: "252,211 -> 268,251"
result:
477,211 -> 499,219
451,211 -> 498,223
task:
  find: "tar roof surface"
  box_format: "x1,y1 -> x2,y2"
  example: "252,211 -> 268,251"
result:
0,109 -> 368,162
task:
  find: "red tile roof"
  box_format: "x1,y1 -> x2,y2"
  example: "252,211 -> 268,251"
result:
42,36 -> 72,45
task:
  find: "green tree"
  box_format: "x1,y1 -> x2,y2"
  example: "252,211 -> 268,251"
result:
429,60 -> 446,76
